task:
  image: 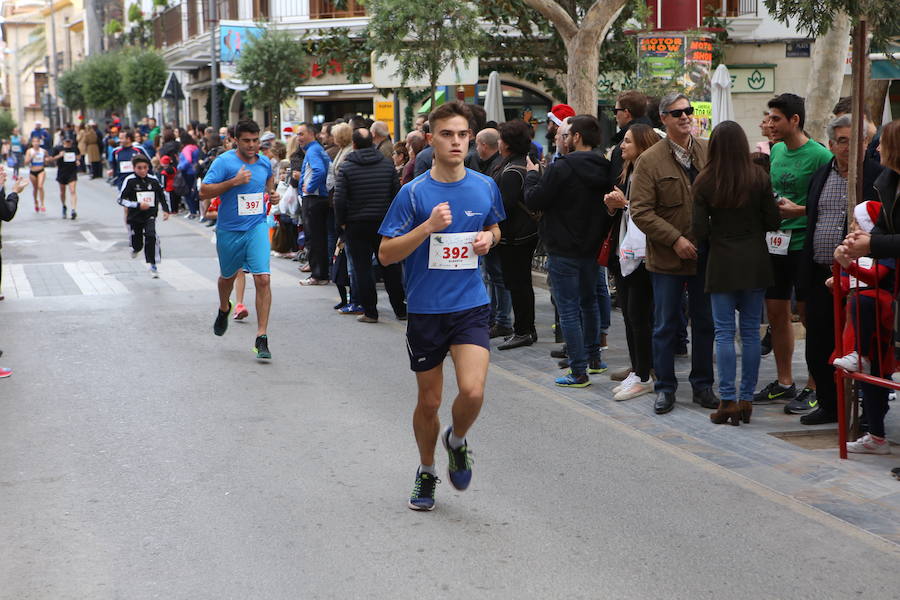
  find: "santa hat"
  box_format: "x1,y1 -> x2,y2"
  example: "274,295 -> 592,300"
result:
854,200 -> 882,233
282,125 -> 294,136
160,155 -> 171,165
548,104 -> 576,126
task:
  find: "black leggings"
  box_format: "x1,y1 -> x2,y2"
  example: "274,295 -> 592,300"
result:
612,260 -> 654,381
498,238 -> 538,336
128,218 -> 160,265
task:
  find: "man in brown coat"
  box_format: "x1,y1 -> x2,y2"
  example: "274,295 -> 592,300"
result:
630,92 -> 717,415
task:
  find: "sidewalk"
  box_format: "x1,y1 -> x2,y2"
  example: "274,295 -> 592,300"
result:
486,281 -> 900,546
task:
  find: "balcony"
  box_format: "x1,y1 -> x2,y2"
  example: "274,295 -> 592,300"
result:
161,5 -> 182,47
704,0 -> 757,18
309,0 -> 365,18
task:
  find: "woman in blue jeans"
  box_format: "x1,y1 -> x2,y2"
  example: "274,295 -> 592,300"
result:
692,121 -> 781,425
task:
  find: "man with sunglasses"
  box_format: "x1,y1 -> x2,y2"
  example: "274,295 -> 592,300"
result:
630,92 -> 717,415
608,91 -> 652,181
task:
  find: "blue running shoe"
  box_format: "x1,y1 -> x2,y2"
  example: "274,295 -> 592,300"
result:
588,358 -> 608,374
441,426 -> 473,490
338,303 -> 364,315
556,373 -> 591,388
408,470 -> 440,511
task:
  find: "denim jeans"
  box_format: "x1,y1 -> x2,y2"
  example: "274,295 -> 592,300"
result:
596,265 -> 611,334
650,260 -> 714,394
710,288 -> 765,401
547,255 -> 601,376
483,247 -> 512,328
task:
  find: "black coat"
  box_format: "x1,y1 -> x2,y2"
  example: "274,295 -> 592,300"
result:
333,147 -> 400,226
869,167 -> 900,257
523,150 -> 613,258
0,189 -> 19,249
493,155 -> 538,245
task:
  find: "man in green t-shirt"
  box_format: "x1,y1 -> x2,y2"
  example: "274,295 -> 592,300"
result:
753,93 -> 832,409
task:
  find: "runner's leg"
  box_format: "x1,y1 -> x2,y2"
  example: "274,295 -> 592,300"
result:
69,180 -> 78,212
235,270 -> 246,306
447,344 -> 489,439
252,274 -> 270,337
218,273 -> 237,311
37,171 -> 45,208
413,365 -> 444,468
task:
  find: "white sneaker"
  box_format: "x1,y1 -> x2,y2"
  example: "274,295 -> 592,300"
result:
832,351 -> 870,373
614,379 -> 653,401
846,433 -> 891,455
613,372 -> 638,394
130,250 -> 140,259
149,265 -> 159,279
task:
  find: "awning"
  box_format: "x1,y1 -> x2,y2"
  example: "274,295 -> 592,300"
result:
419,90 -> 446,113
872,57 -> 900,80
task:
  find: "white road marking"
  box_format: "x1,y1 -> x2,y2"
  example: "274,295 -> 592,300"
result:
157,259 -> 215,291
1,263 -> 34,299
63,261 -> 129,296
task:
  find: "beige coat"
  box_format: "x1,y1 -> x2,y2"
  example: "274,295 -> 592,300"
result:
82,128 -> 101,162
629,137 -> 709,276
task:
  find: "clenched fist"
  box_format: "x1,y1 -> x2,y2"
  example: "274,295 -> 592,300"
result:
426,202 -> 452,233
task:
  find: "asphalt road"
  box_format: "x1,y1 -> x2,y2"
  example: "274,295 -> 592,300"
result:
1,172 -> 898,599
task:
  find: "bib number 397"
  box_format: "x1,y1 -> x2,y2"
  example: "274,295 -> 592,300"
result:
238,193 -> 264,216
428,232 -> 478,270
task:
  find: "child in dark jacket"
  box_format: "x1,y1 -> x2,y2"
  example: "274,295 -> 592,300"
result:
117,155 -> 170,277
159,155 -> 180,213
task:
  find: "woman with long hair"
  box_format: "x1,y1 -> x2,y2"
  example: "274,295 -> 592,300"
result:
326,123 -> 361,312
24,137 -> 47,212
178,131 -> 201,219
603,124 -> 660,400
392,141 -> 409,176
494,119 -> 540,349
692,120 -> 781,426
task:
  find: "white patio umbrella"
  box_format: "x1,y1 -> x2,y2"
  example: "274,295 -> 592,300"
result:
484,71 -> 506,124
711,64 -> 735,126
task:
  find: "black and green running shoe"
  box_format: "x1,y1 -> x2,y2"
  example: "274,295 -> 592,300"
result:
214,301 -> 232,336
752,380 -> 796,405
408,470 -> 440,511
442,426 -> 473,490
254,335 -> 271,360
785,387 -> 817,414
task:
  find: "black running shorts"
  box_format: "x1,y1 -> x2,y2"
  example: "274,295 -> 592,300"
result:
406,304 -> 491,372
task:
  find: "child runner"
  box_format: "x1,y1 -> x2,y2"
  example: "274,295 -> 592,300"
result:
117,155 -> 170,277
378,101 -> 506,511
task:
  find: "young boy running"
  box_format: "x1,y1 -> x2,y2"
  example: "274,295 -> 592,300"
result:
378,101 -> 506,511
200,119 -> 276,360
117,155 -> 170,277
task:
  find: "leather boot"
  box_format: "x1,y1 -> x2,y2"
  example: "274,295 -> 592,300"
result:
710,400 -> 741,426
739,400 -> 753,424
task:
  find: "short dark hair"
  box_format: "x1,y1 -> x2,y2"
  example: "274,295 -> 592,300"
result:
123,131 -> 135,142
833,96 -> 852,116
235,119 -> 260,138
131,154 -> 151,167
428,100 -> 473,132
468,104 -> 487,135
498,119 -> 532,156
352,127 -> 374,149
567,115 -> 602,148
298,121 -> 319,135
617,90 -> 647,119
767,93 -> 806,129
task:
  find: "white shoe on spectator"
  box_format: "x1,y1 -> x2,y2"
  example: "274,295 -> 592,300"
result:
614,379 -> 653,401
832,351 -> 870,373
613,373 -> 637,395
846,433 -> 891,455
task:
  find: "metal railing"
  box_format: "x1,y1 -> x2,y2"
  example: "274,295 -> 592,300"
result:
309,0 -> 365,19
217,0 -> 240,20
162,6 -> 183,46
188,0 -> 200,37
725,0 -> 757,17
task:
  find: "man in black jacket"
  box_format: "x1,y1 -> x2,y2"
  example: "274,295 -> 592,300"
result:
524,115 -> 613,387
334,128 -> 407,322
608,90 -> 652,181
796,114 -> 882,424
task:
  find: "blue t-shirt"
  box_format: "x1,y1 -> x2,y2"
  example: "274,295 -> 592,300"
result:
203,149 -> 272,232
379,169 -> 506,314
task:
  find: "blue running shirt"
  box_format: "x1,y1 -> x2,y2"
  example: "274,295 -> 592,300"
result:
203,149 -> 272,232
379,169 -> 506,314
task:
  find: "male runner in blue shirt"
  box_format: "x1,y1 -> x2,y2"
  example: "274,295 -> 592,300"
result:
379,101 -> 506,511
200,119 -> 277,360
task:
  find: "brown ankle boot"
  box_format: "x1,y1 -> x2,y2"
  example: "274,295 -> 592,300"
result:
710,400 -> 741,426
739,400 -> 752,424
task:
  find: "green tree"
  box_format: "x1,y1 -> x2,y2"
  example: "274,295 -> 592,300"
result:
0,110 -> 17,141
57,63 -> 88,112
81,53 -> 125,111
367,0 -> 484,112
120,49 -> 167,110
236,28 -> 307,128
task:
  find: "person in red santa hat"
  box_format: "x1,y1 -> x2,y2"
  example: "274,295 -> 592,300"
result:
546,103 -> 575,158
830,200 -> 894,455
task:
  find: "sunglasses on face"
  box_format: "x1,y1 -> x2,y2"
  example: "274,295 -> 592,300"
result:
612,107 -> 626,113
663,107 -> 694,118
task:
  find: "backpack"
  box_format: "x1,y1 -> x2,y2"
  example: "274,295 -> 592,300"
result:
173,171 -> 192,197
502,163 -> 542,222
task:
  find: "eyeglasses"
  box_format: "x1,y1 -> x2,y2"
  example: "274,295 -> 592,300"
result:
612,108 -> 626,114
663,107 -> 694,118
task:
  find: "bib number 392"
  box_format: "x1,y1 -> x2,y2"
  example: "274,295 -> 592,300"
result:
766,230 -> 791,255
429,232 -> 478,270
238,193 -> 264,216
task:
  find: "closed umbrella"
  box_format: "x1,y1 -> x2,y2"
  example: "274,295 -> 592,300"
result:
711,64 -> 734,126
484,71 -> 506,124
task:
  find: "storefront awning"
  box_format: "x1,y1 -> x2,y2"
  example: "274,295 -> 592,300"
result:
872,57 -> 900,80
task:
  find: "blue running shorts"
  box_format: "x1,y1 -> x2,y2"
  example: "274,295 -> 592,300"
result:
405,304 -> 491,372
216,221 -> 270,277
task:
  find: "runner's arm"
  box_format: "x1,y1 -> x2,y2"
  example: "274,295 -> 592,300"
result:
200,179 -> 235,200
117,178 -> 139,208
473,224 -> 500,256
